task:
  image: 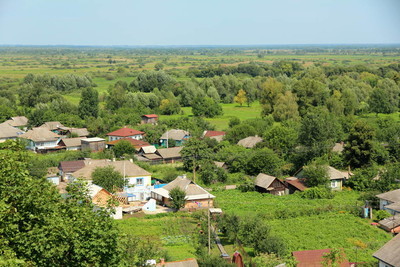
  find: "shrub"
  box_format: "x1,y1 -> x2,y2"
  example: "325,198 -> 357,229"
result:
301,187 -> 334,199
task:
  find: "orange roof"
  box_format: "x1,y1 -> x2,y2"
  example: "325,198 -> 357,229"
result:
285,178 -> 308,191
204,130 -> 226,137
107,127 -> 144,137
143,114 -> 158,118
293,249 -> 350,267
107,138 -> 150,148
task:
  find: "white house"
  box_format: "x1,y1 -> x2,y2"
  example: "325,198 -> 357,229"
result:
71,159 -> 152,201
376,189 -> 400,215
19,127 -> 61,152
106,127 -> 144,141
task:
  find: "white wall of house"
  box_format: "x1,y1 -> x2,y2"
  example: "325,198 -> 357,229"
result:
380,199 -> 391,210
32,140 -> 59,150
378,260 -> 394,267
66,146 -> 81,151
125,175 -> 152,201
109,134 -> 143,141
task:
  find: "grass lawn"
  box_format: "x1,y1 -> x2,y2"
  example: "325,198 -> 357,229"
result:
159,102 -> 262,130
115,214 -> 198,261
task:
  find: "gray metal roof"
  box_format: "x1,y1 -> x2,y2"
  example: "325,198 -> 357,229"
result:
373,233 -> 400,266
255,173 -> 277,189
377,189 -> 400,203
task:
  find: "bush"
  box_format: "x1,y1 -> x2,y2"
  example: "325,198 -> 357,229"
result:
301,187 -> 334,199
374,209 -> 392,221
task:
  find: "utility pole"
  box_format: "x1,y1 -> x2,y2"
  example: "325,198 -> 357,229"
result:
208,196 -> 211,255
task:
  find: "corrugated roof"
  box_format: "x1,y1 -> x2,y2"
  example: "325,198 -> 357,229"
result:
156,176 -> 215,200
19,127 -> 60,142
255,173 -> 277,189
379,214 -> 400,230
107,138 -> 150,148
385,202 -> 400,212
203,130 -> 226,138
107,127 -> 144,137
157,147 -> 182,159
237,136 -> 263,148
285,177 -> 308,191
59,160 -> 86,173
142,114 -> 158,118
292,249 -> 350,267
160,129 -> 189,141
61,137 -> 85,147
72,160 -> 151,180
0,123 -> 25,139
39,121 -> 65,131
377,189 -> 400,203
373,233 -> 400,266
140,145 -> 157,154
7,116 -> 28,127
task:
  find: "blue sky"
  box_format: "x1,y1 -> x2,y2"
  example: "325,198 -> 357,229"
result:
0,0 -> 399,45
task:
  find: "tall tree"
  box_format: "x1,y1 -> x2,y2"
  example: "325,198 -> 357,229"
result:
92,165 -> 126,193
272,91 -> 300,121
234,89 -> 247,107
78,87 -> 99,119
169,187 -> 186,211
343,120 -> 375,168
259,77 -> 284,116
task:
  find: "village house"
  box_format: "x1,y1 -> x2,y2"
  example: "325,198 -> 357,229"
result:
59,137 -> 86,151
57,127 -> 89,137
376,189 -> 400,215
46,167 -> 60,185
59,160 -> 86,181
81,137 -> 105,152
254,173 -> 287,196
71,159 -> 152,201
151,175 -> 215,210
3,116 -> 29,130
107,127 -> 144,141
39,121 -> 65,133
295,165 -> 350,191
160,129 -> 190,147
292,249 -> 352,267
0,122 -> 25,142
88,183 -> 125,220
285,177 -> 308,194
141,114 -> 158,125
19,127 -> 61,152
202,130 -> 226,142
156,146 -> 183,163
373,233 -> 400,267
237,136 -> 263,148
106,138 -> 150,151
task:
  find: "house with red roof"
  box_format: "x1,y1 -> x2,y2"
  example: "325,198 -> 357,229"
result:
107,127 -> 145,141
202,130 -> 226,142
292,249 -> 352,267
141,114 -> 158,125
106,138 -> 150,151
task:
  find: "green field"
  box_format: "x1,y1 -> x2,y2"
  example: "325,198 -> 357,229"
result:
116,214 -> 198,261
212,190 -> 391,264
159,102 -> 263,130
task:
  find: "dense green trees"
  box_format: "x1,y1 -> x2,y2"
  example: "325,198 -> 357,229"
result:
112,140 -> 136,158
169,187 -> 186,211
78,87 -> 99,119
92,165 -> 126,192
191,96 -> 223,118
0,141 -> 120,266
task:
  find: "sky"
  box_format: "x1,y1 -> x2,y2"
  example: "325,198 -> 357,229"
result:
0,0 -> 399,46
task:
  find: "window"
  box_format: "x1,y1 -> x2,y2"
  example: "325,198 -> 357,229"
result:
136,178 -> 143,185
330,180 -> 338,188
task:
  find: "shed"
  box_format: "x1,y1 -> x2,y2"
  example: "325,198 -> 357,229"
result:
285,177 -> 308,194
254,173 -> 287,196
59,137 -> 85,150
59,160 -> 86,180
141,114 -> 158,125
81,137 -> 105,152
156,147 -> 183,163
378,214 -> 400,233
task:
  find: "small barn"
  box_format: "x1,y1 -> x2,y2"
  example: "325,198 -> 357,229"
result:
81,137 -> 105,152
285,177 -> 308,194
254,173 -> 287,196
141,114 -> 158,125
